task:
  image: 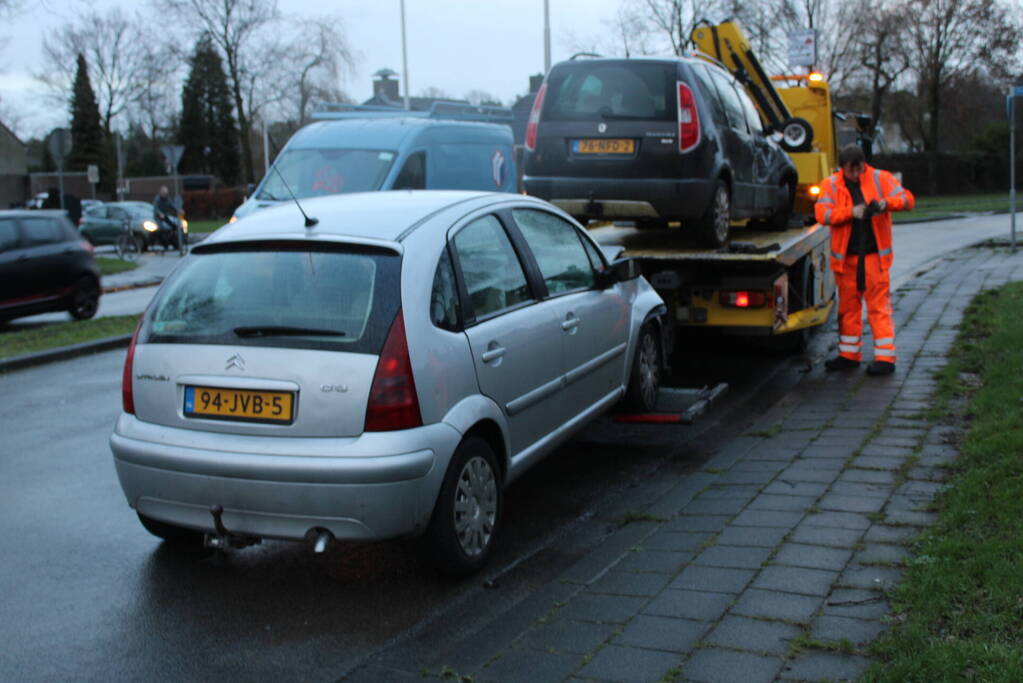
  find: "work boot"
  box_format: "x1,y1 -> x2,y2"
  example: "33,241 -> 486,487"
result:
867,360 -> 896,376
825,356 -> 860,371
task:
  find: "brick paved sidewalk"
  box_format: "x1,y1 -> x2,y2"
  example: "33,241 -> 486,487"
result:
350,244 -> 1023,683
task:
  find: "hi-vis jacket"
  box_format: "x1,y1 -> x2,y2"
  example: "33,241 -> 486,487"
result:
814,164 -> 915,273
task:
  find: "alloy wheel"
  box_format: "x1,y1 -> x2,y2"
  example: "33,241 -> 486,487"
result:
453,455 -> 498,558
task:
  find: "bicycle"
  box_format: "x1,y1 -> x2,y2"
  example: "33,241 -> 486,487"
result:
116,217 -> 142,262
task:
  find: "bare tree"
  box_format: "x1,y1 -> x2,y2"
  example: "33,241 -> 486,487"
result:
903,0 -> 1021,153
464,90 -> 502,107
418,86 -> 452,100
164,0 -> 281,185
131,41 -> 180,144
854,0 -> 911,134
562,5 -> 656,58
282,17 -> 356,124
37,7 -> 153,135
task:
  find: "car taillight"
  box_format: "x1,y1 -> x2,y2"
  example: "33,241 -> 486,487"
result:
677,81 -> 700,153
525,83 -> 547,152
364,310 -> 422,432
720,290 -> 767,308
122,317 -> 144,414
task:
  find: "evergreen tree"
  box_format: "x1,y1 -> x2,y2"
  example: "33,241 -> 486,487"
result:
67,53 -> 111,191
179,35 -> 240,185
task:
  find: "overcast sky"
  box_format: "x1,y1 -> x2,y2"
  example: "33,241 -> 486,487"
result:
0,0 -> 625,139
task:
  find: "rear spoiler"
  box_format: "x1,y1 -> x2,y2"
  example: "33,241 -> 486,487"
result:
312,101 -> 513,124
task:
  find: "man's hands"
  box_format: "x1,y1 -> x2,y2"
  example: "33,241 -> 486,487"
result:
877,199 -> 887,212
852,203 -> 866,219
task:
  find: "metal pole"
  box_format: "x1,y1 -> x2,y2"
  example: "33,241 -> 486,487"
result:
263,119 -> 270,177
1011,95 -> 1017,253
57,162 -> 65,211
401,0 -> 411,111
543,0 -> 551,73
116,133 -> 123,200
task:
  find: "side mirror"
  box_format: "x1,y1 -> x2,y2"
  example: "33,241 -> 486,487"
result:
599,258 -> 641,287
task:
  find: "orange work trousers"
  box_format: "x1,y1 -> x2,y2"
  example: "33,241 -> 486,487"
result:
836,253 -> 896,363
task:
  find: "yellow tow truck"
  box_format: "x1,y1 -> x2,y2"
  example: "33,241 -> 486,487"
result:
596,20 -> 843,353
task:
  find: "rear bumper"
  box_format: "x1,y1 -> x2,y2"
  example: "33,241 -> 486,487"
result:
110,414 -> 462,542
523,176 -> 714,221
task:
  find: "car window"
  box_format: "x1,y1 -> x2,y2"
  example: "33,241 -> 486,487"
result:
689,64 -> 728,129
430,247 -> 461,330
392,151 -> 426,190
20,217 -> 65,246
109,207 -> 127,221
735,87 -> 763,134
256,148 -> 397,200
143,245 -> 401,353
84,205 -> 107,219
453,214 -> 531,319
0,218 -> 19,252
707,69 -> 748,133
580,233 -> 607,273
545,62 -> 676,121
512,209 -> 595,295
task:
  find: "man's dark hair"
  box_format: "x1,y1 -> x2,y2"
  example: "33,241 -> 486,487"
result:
838,144 -> 866,168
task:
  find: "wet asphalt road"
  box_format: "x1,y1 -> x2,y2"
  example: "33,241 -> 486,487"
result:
0,215 -> 1012,681
0,327 -> 818,682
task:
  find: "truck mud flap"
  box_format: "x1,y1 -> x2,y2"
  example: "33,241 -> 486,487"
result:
614,383 -> 728,425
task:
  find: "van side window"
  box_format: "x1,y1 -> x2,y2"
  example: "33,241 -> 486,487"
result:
393,152 -> 426,190
430,247 -> 461,330
707,69 -> 748,133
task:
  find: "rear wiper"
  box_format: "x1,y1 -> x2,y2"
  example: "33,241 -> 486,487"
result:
234,325 -> 346,338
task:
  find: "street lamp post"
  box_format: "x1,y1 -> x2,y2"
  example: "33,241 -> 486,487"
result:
544,0 -> 551,73
401,0 -> 411,111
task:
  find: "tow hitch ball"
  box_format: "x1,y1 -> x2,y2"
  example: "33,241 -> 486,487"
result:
204,504 -> 261,550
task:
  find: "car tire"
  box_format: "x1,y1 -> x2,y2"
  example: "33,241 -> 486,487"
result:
696,180 -> 731,248
780,117 -> 814,153
137,513 -> 205,548
764,179 -> 794,231
68,276 -> 100,320
622,322 -> 661,412
424,436 -> 502,578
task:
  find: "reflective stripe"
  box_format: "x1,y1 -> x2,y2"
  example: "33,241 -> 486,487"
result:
824,208 -> 832,224
839,344 -> 860,353
873,169 -> 881,195
817,197 -> 835,206
874,337 -> 894,346
887,185 -> 905,199
878,247 -> 892,256
832,251 -> 844,260
840,335 -> 860,343
874,349 -> 896,358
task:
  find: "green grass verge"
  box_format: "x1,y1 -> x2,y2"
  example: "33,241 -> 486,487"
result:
893,193 -> 1013,224
95,256 -> 139,276
0,314 -> 140,359
188,219 -> 228,234
864,282 -> 1023,681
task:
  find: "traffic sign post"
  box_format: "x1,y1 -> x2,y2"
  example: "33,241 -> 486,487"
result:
46,128 -> 72,211
86,164 -> 99,199
788,29 -> 817,69
161,145 -> 185,201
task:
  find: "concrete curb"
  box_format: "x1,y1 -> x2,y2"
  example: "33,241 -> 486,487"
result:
102,278 -> 163,294
0,334 -> 132,374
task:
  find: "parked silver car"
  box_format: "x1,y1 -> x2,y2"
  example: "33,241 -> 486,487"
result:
110,190 -> 665,575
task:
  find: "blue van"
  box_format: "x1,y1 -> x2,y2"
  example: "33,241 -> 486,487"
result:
232,103 -> 517,220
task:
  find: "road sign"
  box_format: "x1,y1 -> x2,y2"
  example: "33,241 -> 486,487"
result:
46,128 -> 72,164
160,145 -> 184,172
87,164 -> 99,184
788,29 -> 817,68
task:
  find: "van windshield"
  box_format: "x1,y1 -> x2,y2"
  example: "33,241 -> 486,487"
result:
545,62 -> 676,122
256,149 -> 397,200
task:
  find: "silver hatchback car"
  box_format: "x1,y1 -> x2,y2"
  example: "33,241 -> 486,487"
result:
111,191 -> 665,575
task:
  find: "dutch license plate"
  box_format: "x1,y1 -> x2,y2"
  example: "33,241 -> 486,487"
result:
574,138 -> 635,155
184,386 -> 294,424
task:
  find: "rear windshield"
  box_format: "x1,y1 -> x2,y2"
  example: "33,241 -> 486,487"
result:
256,148 -> 397,201
142,244 -> 401,353
545,62 -> 677,122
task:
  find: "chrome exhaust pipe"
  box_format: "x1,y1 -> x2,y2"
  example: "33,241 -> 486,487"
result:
311,528 -> 333,554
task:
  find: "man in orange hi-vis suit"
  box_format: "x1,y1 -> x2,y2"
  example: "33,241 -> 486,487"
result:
815,145 -> 914,376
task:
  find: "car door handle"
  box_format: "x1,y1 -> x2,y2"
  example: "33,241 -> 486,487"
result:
561,315 -> 580,331
481,344 -> 506,363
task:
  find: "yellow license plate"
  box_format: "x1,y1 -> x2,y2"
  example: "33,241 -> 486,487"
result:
184,386 -> 294,424
575,138 -> 635,154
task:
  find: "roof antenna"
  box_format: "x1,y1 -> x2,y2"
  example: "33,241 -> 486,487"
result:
269,163 -> 318,228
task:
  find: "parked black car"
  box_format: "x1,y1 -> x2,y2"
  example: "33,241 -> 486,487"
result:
0,210 -> 101,322
523,57 -> 797,246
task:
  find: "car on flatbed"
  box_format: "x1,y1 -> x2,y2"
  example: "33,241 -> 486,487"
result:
523,56 -> 797,247
111,190 -> 665,576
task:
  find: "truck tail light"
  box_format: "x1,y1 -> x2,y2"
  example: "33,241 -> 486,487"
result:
525,83 -> 547,152
122,317 -> 144,414
364,310 -> 422,432
720,290 -> 767,308
677,81 -> 700,153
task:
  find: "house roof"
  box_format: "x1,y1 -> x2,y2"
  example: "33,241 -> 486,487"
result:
0,119 -> 25,148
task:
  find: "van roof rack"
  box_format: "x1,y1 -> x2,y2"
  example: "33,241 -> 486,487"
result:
312,101 -> 513,124
570,52 -> 603,60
